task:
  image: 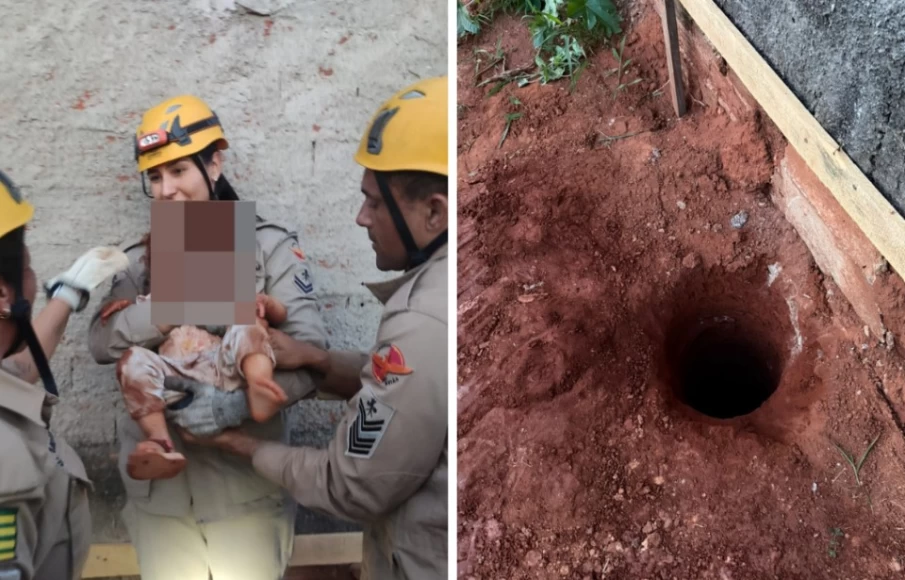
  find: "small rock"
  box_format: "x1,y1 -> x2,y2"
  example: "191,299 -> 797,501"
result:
677,200 -> 687,210
642,522 -> 656,534
525,550 -> 543,567
559,565 -> 571,576
582,561 -> 594,574
713,223 -> 723,233
730,210 -> 749,229
682,253 -> 700,269
811,482 -> 817,493
646,532 -> 662,548
653,475 -> 665,486
885,331 -> 895,350
890,558 -> 902,572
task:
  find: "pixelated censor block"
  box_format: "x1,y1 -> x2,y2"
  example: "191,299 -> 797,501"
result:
150,201 -> 256,326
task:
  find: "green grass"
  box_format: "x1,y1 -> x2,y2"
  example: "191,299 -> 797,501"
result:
458,0 -> 624,88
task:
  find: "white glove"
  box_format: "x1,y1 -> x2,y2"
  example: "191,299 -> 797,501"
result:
45,247 -> 131,312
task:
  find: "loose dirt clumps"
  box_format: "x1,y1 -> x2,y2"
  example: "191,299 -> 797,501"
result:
457,3 -> 905,579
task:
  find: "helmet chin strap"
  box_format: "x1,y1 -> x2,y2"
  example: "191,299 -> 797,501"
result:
374,172 -> 446,270
191,155 -> 217,200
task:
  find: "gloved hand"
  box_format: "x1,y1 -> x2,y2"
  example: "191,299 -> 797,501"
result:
162,376 -> 251,437
45,246 -> 130,312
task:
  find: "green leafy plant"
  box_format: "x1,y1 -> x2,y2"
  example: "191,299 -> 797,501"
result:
499,95 -> 523,148
608,34 -> 642,98
827,527 -> 844,559
833,433 -> 881,512
459,0 -> 623,90
566,0 -> 622,36
458,1 -> 489,37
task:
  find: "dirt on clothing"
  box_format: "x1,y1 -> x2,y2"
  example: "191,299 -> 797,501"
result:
456,4 -> 905,579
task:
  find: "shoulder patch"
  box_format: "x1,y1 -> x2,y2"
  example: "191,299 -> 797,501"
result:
371,344 -> 413,386
345,389 -> 395,459
0,507 -> 17,562
293,268 -> 314,294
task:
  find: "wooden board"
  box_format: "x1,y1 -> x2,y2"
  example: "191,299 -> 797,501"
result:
660,0 -> 687,116
80,533 -> 363,578
676,0 -> 905,277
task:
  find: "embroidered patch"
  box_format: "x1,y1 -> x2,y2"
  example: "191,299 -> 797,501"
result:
371,345 -> 413,385
293,269 -> 313,294
0,508 -> 17,562
290,247 -> 306,261
345,390 -> 395,459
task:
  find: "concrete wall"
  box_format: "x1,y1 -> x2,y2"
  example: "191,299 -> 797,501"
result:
0,0 -> 446,542
709,0 -> 905,215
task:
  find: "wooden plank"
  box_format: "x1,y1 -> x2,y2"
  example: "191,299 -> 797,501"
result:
675,0 -> 905,278
660,0 -> 687,116
81,544 -> 138,578
81,533 -> 363,578
289,532 -> 363,567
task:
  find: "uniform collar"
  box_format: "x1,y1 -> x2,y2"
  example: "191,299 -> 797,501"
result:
364,243 -> 448,305
0,368 -> 55,426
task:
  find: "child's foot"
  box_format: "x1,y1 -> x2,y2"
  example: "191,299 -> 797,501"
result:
247,379 -> 288,422
100,299 -> 133,325
127,439 -> 186,480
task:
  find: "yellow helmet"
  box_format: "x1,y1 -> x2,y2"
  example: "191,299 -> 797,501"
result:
354,76 -> 448,176
134,95 -> 229,173
0,169 -> 34,239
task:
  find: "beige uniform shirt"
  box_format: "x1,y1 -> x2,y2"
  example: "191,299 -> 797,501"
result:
87,217 -> 329,522
253,244 -> 448,580
0,369 -> 92,580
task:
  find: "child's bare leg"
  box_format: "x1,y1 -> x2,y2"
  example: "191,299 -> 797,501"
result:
116,347 -> 187,480
222,323 -> 287,422
243,353 -> 288,422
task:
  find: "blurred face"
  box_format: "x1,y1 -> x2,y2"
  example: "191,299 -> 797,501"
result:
147,152 -> 222,201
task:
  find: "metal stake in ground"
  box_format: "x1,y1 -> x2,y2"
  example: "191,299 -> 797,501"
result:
660,0 -> 687,117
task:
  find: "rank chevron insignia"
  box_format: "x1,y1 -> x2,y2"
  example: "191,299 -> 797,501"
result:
293,269 -> 313,294
345,390 -> 395,459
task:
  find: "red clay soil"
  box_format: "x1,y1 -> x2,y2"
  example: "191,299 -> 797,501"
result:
456,4 -> 905,579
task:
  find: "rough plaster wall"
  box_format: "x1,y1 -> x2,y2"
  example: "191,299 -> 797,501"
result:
707,0 -> 905,215
0,0 -> 446,542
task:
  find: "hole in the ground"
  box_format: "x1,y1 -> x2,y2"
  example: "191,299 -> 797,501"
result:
655,269 -> 794,422
675,322 -> 781,419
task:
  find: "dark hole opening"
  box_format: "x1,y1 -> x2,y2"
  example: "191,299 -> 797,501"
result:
676,326 -> 780,419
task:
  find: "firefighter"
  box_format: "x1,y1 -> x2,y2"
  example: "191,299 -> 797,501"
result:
87,94 -> 330,579
0,168 -> 130,579
170,76 -> 449,580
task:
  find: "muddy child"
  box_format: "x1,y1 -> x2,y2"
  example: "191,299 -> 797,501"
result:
99,233 -> 289,480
